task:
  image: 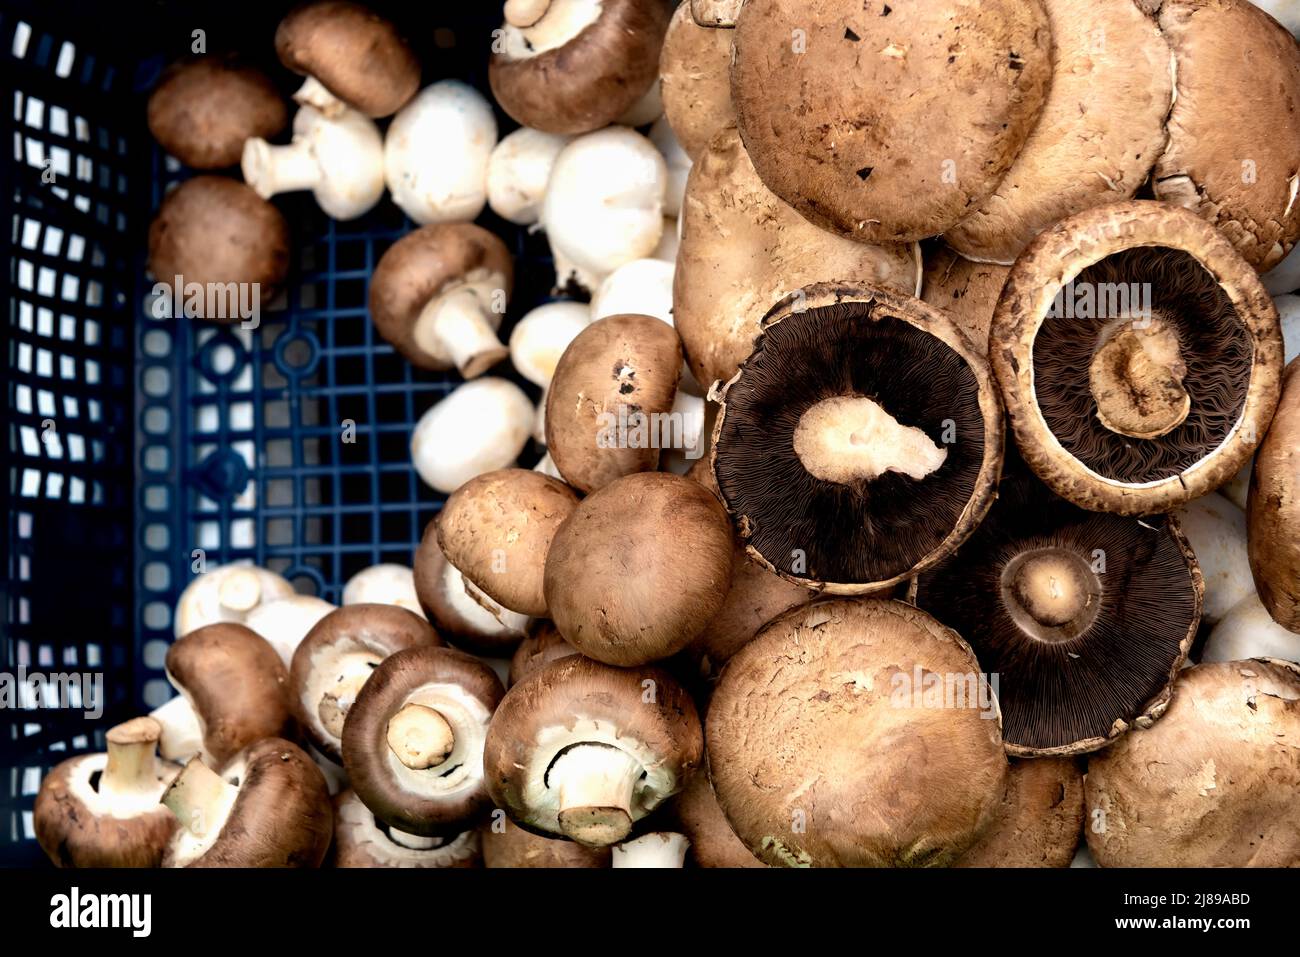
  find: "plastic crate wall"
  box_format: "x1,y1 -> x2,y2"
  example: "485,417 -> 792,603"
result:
2,2 -> 555,865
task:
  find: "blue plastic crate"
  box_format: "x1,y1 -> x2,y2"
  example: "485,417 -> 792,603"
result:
1,1 -> 554,865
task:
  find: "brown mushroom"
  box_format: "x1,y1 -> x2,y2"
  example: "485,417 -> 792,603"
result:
690,0 -> 742,27
330,789 -> 481,868
484,656 -> 703,846
1085,659 -> 1300,867
707,599 -> 1008,867
413,526 -> 530,655
289,603 -> 441,763
341,645 -> 505,837
369,224 -> 515,378
660,2 -> 736,160
508,621 -> 579,686
991,200 -> 1284,515
1248,359 -> 1300,631
544,472 -> 734,666
952,758 -> 1084,868
920,244 -> 1011,355
667,770 -> 765,868
34,717 -> 179,868
481,815 -> 610,868
147,55 -> 287,169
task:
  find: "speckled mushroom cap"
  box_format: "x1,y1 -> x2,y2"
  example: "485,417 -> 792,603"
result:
508,621 -> 579,686
275,1 -> 419,118
707,599 -> 1008,867
481,817 -> 611,868
667,770 -> 765,868
330,789 -> 482,868
675,126 -> 920,391
369,224 -> 514,372
991,201 -> 1284,515
436,468 -> 580,619
1249,360 -> 1300,630
660,1 -> 736,159
920,244 -> 1010,354
147,55 -> 287,169
1085,659 -> 1300,867
730,0 -> 1052,244
147,177 -> 291,315
165,621 -> 294,765
944,0 -> 1173,265
1151,0 -> 1300,272
711,282 -> 1004,594
483,655 -> 704,842
489,0 -> 672,135
952,758 -> 1084,868
341,645 -> 505,837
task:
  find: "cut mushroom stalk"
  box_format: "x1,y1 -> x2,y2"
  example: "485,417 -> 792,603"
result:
100,719 -> 167,807
612,832 -> 690,868
162,758 -> 239,840
387,703 -> 455,770
413,286 -> 509,379
551,744 -> 644,846
793,396 -> 949,484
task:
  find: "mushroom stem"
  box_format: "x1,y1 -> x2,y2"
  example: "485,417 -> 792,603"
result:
414,288 -> 509,379
504,0 -> 551,28
161,758 -> 239,838
388,826 -> 445,851
793,395 -> 948,484
1009,552 -> 1091,628
149,694 -> 204,763
318,671 -> 374,739
386,703 -> 455,770
551,744 -> 643,846
218,567 -> 263,613
612,832 -> 690,868
292,75 -> 346,118
100,717 -> 164,801
241,136 -> 322,201
1089,317 -> 1191,439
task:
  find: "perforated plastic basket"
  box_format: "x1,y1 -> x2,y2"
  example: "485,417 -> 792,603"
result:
1,1 -> 550,865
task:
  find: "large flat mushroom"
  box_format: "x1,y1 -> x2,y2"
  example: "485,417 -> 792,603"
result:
952,758 -> 1084,868
660,1 -> 735,160
1248,359 -> 1300,630
920,244 -> 1010,355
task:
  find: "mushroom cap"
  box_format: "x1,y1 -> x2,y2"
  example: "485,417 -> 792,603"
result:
1085,658 -> 1300,867
275,0 -> 419,118
165,622 -> 295,765
489,0 -> 672,135
147,55 -> 287,169
944,0 -> 1173,264
919,244 -> 1010,355
730,0 -> 1052,243
675,126 -> 920,390
147,176 -> 291,315
481,817 -> 611,868
991,200 -> 1285,515
166,738 -> 333,867
369,223 -> 514,372
1173,492 -> 1253,625
1249,359 -> 1300,630
289,603 -> 443,762
331,790 -> 482,868
508,620 -> 579,686
1151,0 -> 1300,272
667,771 -> 765,868
483,655 -> 704,838
340,564 -> 423,618
437,468 -> 580,618
544,472 -> 734,666
708,599 -> 1008,867
173,563 -> 296,637
245,595 -> 336,667
712,281 -> 1004,594
341,645 -> 505,837
660,1 -> 735,160
413,525 -> 530,654
1202,592 -> 1300,662
545,313 -> 684,493
411,378 -> 535,494
486,127 -> 574,226
952,758 -> 1084,867
509,300 -> 592,387
917,474 -> 1202,756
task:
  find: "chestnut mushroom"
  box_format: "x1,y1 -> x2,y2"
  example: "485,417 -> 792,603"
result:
330,789 -> 481,868
666,771 -> 764,868
660,1 -> 736,160
481,816 -> 610,868
413,526 -> 530,655
508,621 -> 579,687
920,244 -> 1011,355
952,758 -> 1084,868
1248,359 -> 1300,630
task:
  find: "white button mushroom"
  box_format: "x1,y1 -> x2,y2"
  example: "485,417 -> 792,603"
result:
172,563 -> 295,637
1172,493 -> 1255,626
1250,0 -> 1300,37
1274,294 -> 1300,364
411,378 -> 534,494
652,217 -> 681,263
611,832 -> 690,868
242,104 -> 384,220
342,564 -> 425,618
1202,593 -> 1300,663
508,300 -> 592,388
590,259 -> 675,325
616,81 -> 665,128
486,127 -> 573,226
384,82 -> 499,225
1264,242 -> 1300,295
244,594 -> 336,667
650,116 -> 691,219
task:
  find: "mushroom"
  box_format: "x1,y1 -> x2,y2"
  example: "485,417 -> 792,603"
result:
148,694 -> 206,764
384,82 -> 498,224
690,0 -> 742,27
1084,659 -> 1300,866
241,104 -> 384,220
666,771 -> 764,868
590,259 -> 674,327
545,472 -> 733,665
1248,359 -> 1300,630
166,622 -> 295,765
486,127 -> 572,225
331,789 -> 481,868
616,81 -> 665,127
1253,0 -> 1300,35
649,116 -> 691,219
539,127 -> 667,293
712,282 -> 1003,594
483,655 -> 703,845
508,621 -> 578,686
172,563 -> 295,637
437,469 -> 580,619
508,301 -> 592,389
1277,294 -> 1300,362
611,832 -> 690,868
147,55 -> 286,169
659,0 -> 735,160
1151,0 -> 1300,272
274,0 -> 419,119
161,738 -> 333,867
341,645 -> 505,836
729,0 -> 1052,244
917,474 -> 1202,755
341,564 -> 424,618
482,816 -> 610,867
244,594 -> 337,667
147,177 -> 291,317
1172,493 -> 1254,626
944,0 -> 1172,264
919,244 -> 1010,355
34,717 -> 179,868
708,599 -> 1009,867
411,378 -> 534,494
952,758 -> 1084,868
1202,593 -> 1300,662
289,603 -> 442,763
1265,245 -> 1300,295
413,525 -> 531,654
992,201 -> 1285,515
489,0 -> 672,135
370,224 -> 514,378
675,127 -> 919,391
